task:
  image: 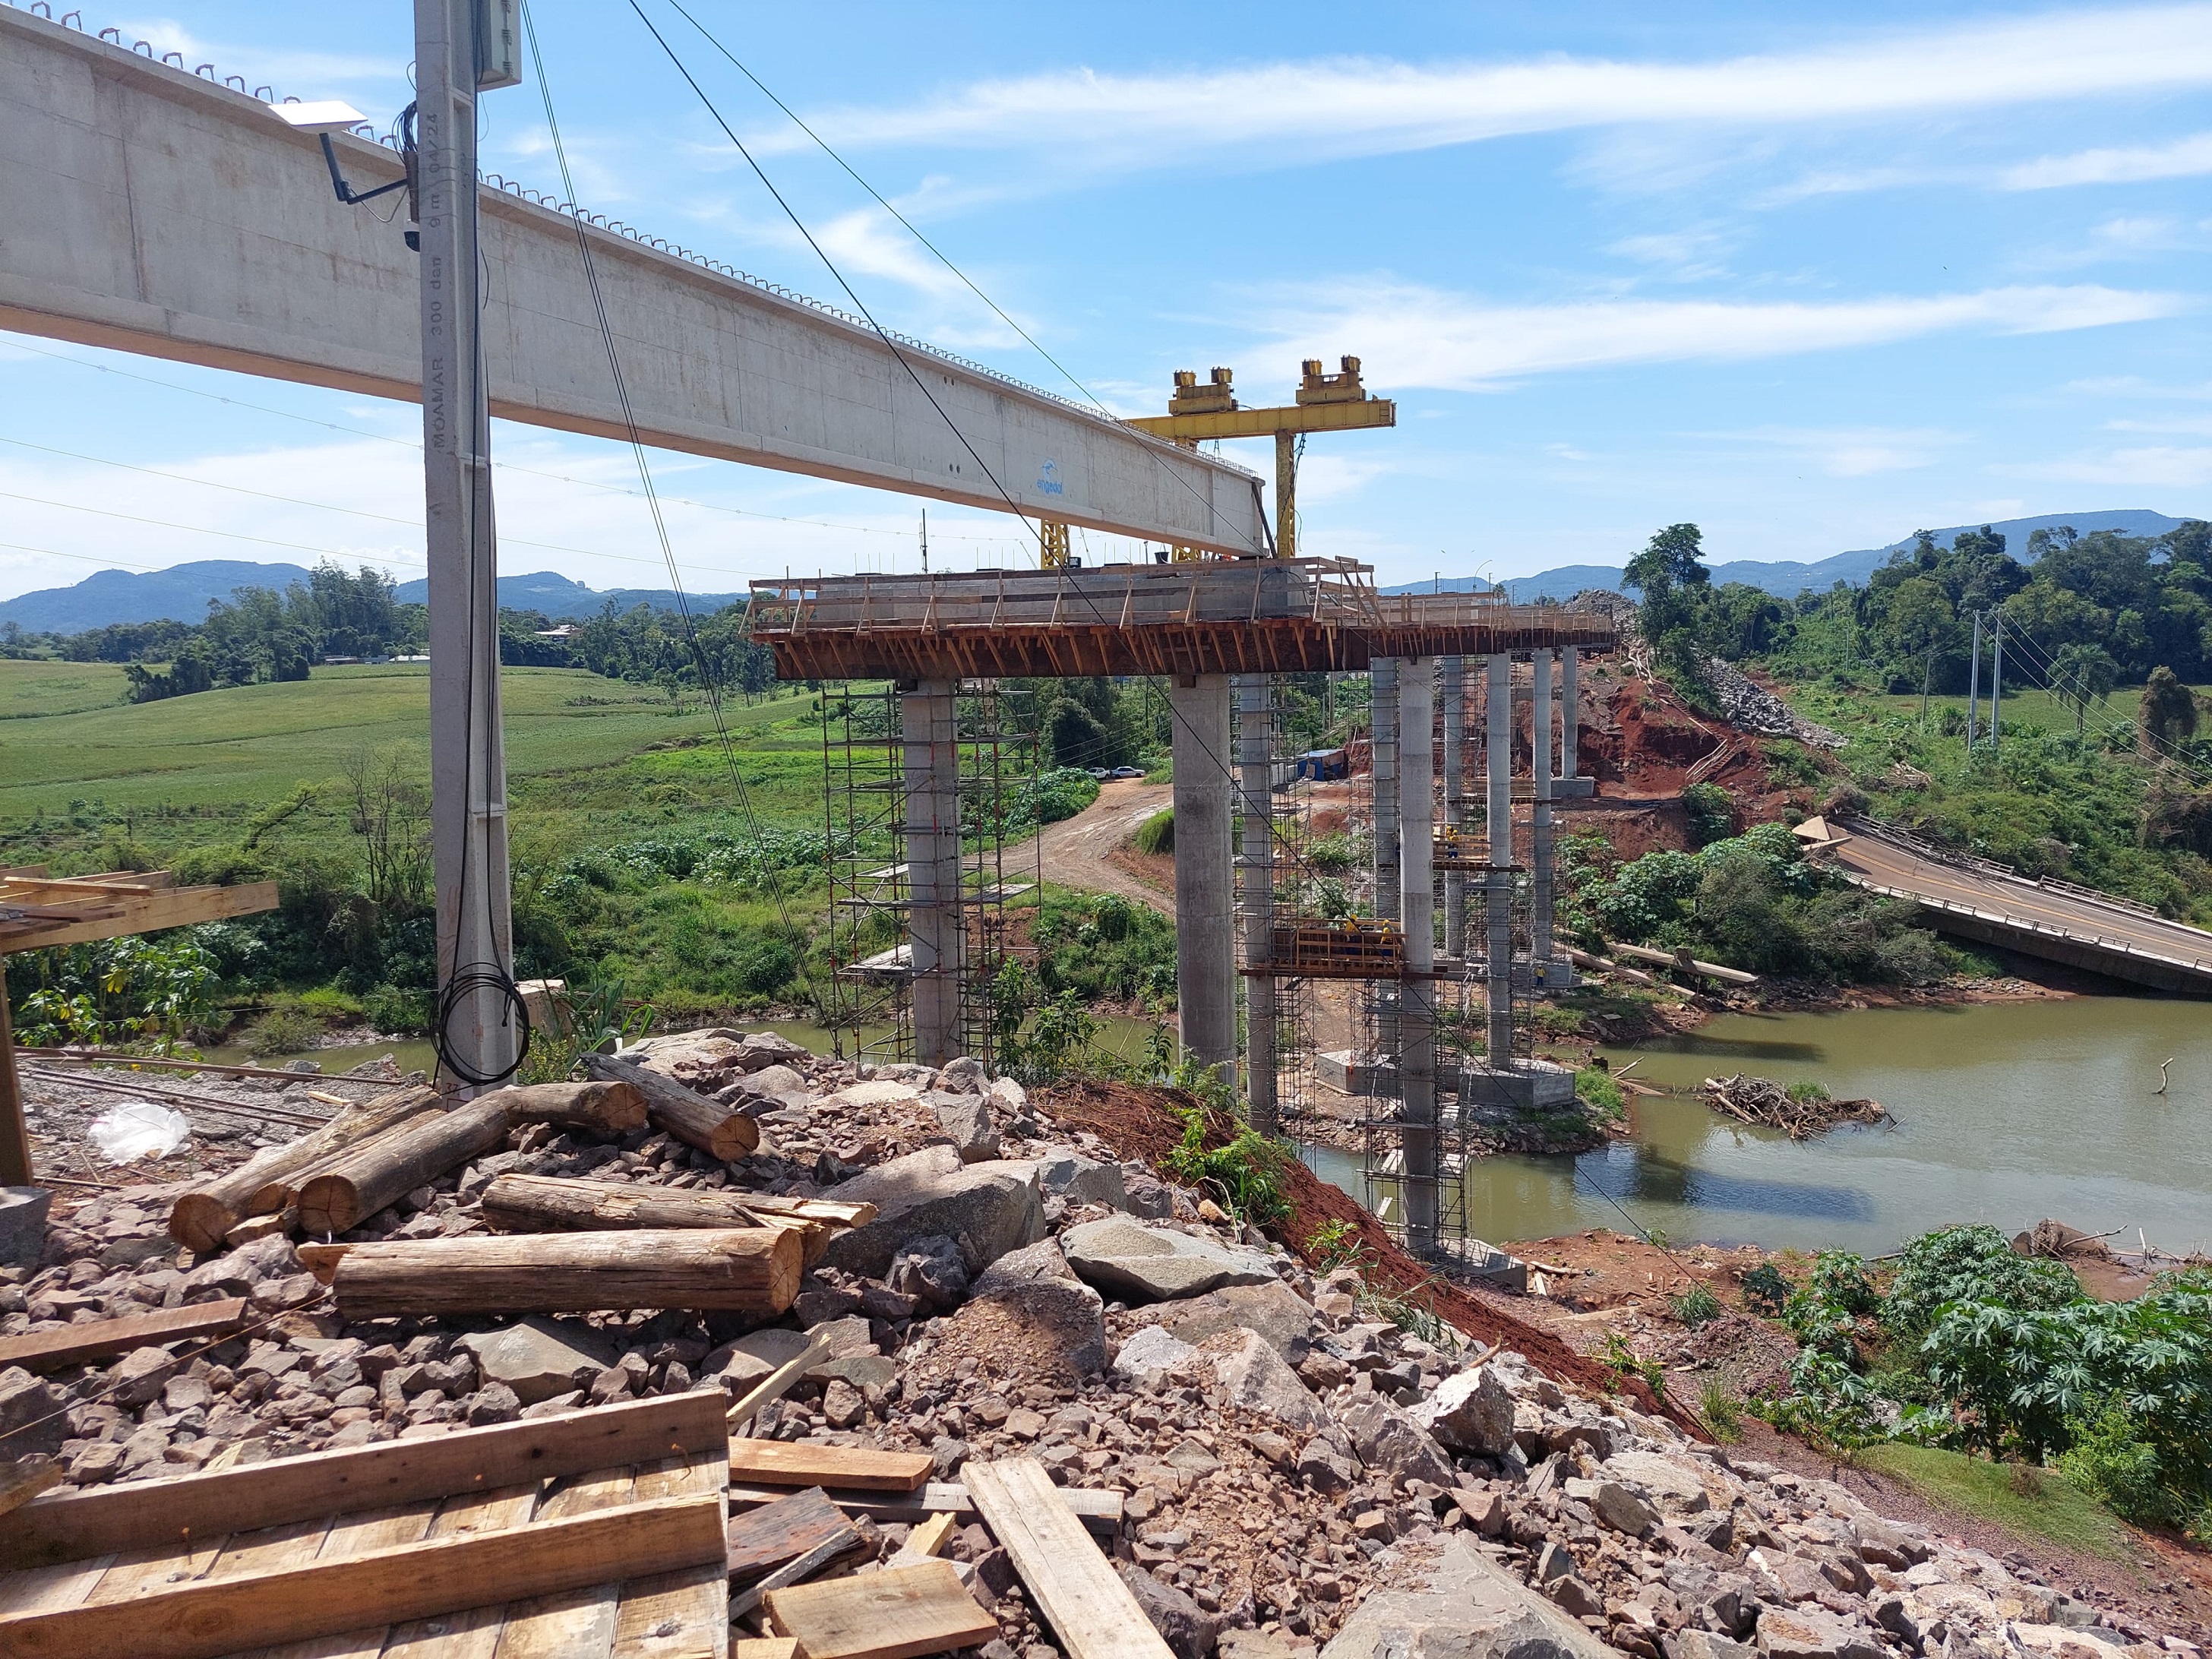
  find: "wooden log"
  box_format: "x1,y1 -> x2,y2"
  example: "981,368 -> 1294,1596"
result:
0,1390 -> 728,1569
0,1297 -> 248,1375
329,1228 -> 802,1319
725,1439 -> 932,1493
167,1084 -> 440,1251
485,1079 -> 648,1135
481,1173 -> 827,1263
585,1052 -> 760,1160
762,1559 -> 997,1659
732,1192 -> 877,1228
963,1457 -> 1176,1659
0,1492 -> 726,1659
295,1092 -> 513,1236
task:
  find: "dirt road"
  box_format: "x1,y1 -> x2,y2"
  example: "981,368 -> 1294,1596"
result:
1010,779 -> 1174,915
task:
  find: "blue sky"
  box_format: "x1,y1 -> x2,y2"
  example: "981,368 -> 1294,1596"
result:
6,1 -> 2212,601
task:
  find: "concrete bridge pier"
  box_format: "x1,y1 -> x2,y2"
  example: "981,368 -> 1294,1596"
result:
1237,675 -> 1278,1133
1484,653 -> 1515,1066
1440,656 -> 1466,962
1560,646 -> 1580,783
902,679 -> 963,1064
1398,659 -> 1439,1253
1172,675 -> 1237,1083
1532,649 -> 1556,980
1370,658 -> 1401,1082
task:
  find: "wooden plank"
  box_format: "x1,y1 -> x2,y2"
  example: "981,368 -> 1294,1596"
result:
962,1458 -> 1174,1659
0,1493 -> 725,1659
732,1642 -> 796,1659
490,1468 -> 637,1659
725,1480 -> 1121,1538
0,1465 -> 63,1519
235,1500 -> 442,1659
727,1528 -> 861,1623
724,1333 -> 831,1430
5,880 -> 278,950
0,1300 -> 248,1375
610,1447 -> 730,1659
0,1391 -> 728,1570
725,1441 -> 931,1493
379,1484 -> 540,1659
761,1561 -> 997,1659
725,1487 -> 848,1582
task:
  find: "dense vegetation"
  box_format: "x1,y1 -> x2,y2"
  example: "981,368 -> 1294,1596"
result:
1752,1225 -> 2212,1537
1623,522 -> 2212,923
1559,824 -> 1953,984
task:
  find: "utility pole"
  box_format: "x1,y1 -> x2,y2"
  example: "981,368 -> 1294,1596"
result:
419,0 -> 521,1089
1966,611 -> 1981,754
1989,611 -> 2002,757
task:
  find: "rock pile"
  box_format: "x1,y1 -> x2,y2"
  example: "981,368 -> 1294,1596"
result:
4,1032 -> 2198,1659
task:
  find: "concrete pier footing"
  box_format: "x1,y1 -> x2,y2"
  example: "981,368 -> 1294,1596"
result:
1172,675 -> 1237,1082
902,679 -> 962,1064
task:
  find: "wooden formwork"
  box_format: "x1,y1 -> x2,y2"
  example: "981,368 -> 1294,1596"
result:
1265,918 -> 1407,979
0,1392 -> 731,1659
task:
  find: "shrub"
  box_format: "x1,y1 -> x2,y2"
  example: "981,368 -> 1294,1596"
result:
1882,1224 -> 2081,1341
1681,781 -> 1735,847
242,1005 -> 322,1058
1670,1284 -> 1724,1328
1305,833 -> 1357,874
1740,1262 -> 1793,1316
1699,1376 -> 1743,1440
1575,1066 -> 1626,1120
1161,1103 -> 1291,1227
1134,809 -> 1174,855
363,982 -> 431,1035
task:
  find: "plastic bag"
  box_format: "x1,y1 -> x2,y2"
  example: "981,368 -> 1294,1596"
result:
87,1101 -> 192,1164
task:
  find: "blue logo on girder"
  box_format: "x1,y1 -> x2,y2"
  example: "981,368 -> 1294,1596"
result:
1037,459 -> 1064,496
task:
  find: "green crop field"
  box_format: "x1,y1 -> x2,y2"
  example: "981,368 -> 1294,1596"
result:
0,659 -> 826,848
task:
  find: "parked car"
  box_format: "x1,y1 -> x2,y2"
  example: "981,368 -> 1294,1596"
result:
1111,766 -> 1143,779
1086,767 -> 1111,780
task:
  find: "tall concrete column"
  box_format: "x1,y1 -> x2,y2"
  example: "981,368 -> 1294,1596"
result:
1171,675 -> 1236,1081
1440,656 -> 1465,963
1398,659 -> 1439,1253
1237,675 -> 1278,1133
1560,646 -> 1580,782
1369,659 -> 1401,1078
902,680 -> 962,1065
1532,649 -> 1556,976
1485,653 -> 1514,1068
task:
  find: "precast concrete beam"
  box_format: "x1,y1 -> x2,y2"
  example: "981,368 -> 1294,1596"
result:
1398,659 -> 1438,1253
1172,676 -> 1236,1081
902,681 -> 962,1065
0,8 -> 1262,553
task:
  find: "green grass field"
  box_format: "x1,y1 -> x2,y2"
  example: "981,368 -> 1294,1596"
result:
0,660 -> 831,861
1855,1444 -> 2132,1559
1860,682 -> 2184,739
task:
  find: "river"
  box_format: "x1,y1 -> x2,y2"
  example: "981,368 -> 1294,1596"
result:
1304,993 -> 2212,1257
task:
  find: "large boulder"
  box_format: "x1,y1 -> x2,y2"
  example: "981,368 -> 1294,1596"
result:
1119,1562 -> 1221,1659
0,1367 -> 65,1457
1114,1326 -> 1199,1385
1415,1365 -> 1516,1457
1601,1449 -> 1712,1514
1060,1217 -> 1275,1303
1035,1152 -> 1130,1210
820,1148 -> 1043,1278
1205,1329 -> 1326,1431
1166,1281 -> 1315,1364
458,1317 -> 620,1405
1322,1534 -> 1610,1659
1338,1395 -> 1456,1489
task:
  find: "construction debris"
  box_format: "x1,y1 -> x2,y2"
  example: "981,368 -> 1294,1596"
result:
1698,1073 -> 1888,1139
0,1031 -> 2194,1658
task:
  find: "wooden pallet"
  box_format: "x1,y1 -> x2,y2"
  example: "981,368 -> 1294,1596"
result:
0,1392 -> 731,1659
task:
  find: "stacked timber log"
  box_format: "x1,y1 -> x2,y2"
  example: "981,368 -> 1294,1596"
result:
1698,1072 -> 1888,1139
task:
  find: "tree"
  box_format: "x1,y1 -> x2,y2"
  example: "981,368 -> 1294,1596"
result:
2049,643 -> 2119,736
1625,523 -> 1710,598
1626,523 -> 1711,696
2140,665 -> 2200,752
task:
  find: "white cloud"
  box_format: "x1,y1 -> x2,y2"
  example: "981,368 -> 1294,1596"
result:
1606,226 -> 1740,280
2004,445 -> 2212,485
776,7 -> 2212,173
1695,425 -> 1958,477
2002,130 -> 2212,188
1263,283 -> 2185,390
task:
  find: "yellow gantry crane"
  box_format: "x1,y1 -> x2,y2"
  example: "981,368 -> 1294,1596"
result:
1038,356 -> 1395,565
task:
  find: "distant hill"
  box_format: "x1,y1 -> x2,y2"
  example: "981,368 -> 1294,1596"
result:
1386,509 -> 2200,602
0,561 -> 314,632
388,570 -> 750,618
0,561 -> 749,633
